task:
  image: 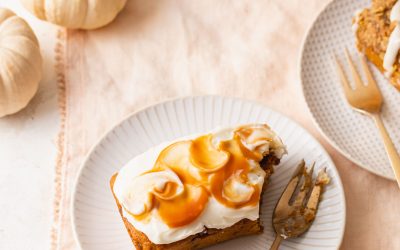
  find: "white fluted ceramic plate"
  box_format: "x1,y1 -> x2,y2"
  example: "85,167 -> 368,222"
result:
300,0 -> 400,180
72,96 -> 345,250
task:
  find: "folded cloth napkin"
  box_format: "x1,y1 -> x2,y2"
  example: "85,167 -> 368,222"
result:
51,0 -> 400,249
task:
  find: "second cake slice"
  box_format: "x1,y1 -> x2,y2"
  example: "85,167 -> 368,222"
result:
353,0 -> 400,90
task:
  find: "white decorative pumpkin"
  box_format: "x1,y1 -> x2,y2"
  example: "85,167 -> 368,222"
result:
0,8 -> 42,118
20,0 -> 128,30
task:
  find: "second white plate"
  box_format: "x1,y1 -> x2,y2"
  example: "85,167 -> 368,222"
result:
72,96 -> 345,250
300,0 -> 400,180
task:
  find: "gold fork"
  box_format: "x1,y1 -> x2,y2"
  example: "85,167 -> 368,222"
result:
334,49 -> 400,187
270,160 -> 329,250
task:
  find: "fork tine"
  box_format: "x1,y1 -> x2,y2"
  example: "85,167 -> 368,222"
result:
333,54 -> 353,95
344,48 -> 364,89
292,163 -> 314,207
275,160 -> 305,210
305,168 -> 328,211
309,163 -> 315,176
359,54 -> 383,96
305,183 -> 321,212
359,54 -> 376,87
291,159 -> 306,178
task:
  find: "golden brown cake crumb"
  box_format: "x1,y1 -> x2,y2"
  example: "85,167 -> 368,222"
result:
354,0 -> 400,90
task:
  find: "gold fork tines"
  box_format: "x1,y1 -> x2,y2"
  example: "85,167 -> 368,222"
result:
270,160 -> 329,250
334,48 -> 400,188
334,49 -> 383,113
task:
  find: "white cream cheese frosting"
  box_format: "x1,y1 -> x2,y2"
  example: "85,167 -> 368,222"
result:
383,0 -> 400,76
352,9 -> 363,35
113,124 -> 286,244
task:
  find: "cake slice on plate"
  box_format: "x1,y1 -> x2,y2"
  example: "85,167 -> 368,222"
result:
353,0 -> 400,90
110,124 -> 286,249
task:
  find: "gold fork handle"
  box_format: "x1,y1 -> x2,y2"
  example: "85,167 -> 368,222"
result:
270,234 -> 283,250
372,113 -> 400,188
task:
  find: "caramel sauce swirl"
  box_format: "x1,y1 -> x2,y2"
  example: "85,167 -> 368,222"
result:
124,125 -> 275,228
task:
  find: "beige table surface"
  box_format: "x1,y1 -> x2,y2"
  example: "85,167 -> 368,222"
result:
0,1 -> 399,250
0,1 -> 59,250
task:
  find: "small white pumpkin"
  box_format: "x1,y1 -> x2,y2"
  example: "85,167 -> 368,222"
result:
0,8 -> 42,117
20,0 -> 128,30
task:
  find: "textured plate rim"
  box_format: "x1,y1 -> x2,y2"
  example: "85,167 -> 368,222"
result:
71,95 -> 346,249
298,0 -> 395,181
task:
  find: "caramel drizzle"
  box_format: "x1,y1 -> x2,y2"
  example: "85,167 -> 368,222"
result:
128,126 -> 271,228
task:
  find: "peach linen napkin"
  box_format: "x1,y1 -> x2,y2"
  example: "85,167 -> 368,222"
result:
52,0 -> 400,249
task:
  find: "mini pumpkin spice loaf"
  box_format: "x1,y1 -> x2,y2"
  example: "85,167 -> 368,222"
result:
353,0 -> 400,90
110,124 -> 286,249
